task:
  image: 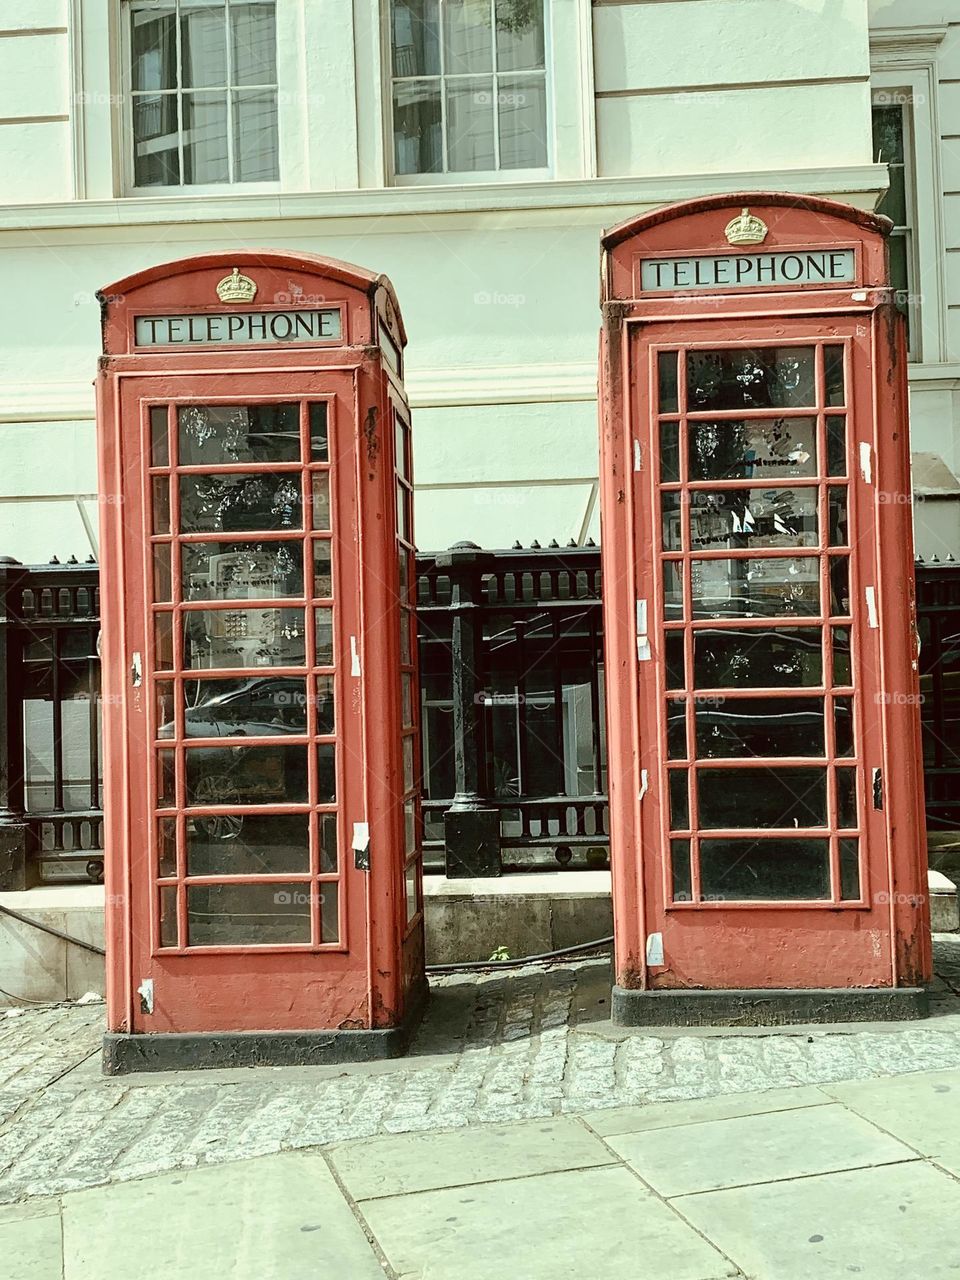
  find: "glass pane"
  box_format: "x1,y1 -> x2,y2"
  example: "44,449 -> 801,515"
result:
403,735 -> 416,792
660,421 -> 680,482
661,492 -> 684,551
406,864 -> 419,921
158,816 -> 177,877
320,881 -> 339,942
317,743 -> 336,803
396,484 -> 409,540
393,79 -> 442,174
395,415 -> 409,479
689,418 -> 817,482
837,767 -> 858,827
888,234 -> 910,305
310,403 -> 329,461
187,882 -> 311,946
150,405 -> 169,466
182,607 -> 306,669
698,767 -> 827,828
498,75 -> 547,169
405,799 -> 417,854
692,557 -> 820,619
832,627 -> 852,686
182,540 -> 302,601
400,610 -> 412,664
320,812 -> 338,873
667,699 -> 687,759
131,6 -> 177,91
186,812 -> 310,876
829,489 -> 848,546
315,608 -> 334,666
687,348 -> 816,411
185,743 -> 308,805
179,472 -> 302,532
182,676 -> 308,735
177,404 -> 299,465
873,104 -> 905,165
671,839 -> 692,902
694,627 -> 823,688
159,885 -> 179,947
696,696 -> 825,758
824,346 -> 845,407
663,562 -> 684,620
689,487 -> 818,551
233,90 -> 279,181
231,2 -> 277,84
444,0 -> 493,72
496,0 -> 544,70
153,543 -> 172,602
830,557 -> 850,616
658,351 -> 679,413
313,541 -> 332,598
827,417 -> 847,476
402,673 -> 414,725
311,473 -> 331,531
180,3 -> 226,86
133,95 -> 180,186
669,770 -> 689,829
666,632 -> 685,688
153,477 -> 171,534
834,696 -> 854,757
155,613 -> 175,670
157,748 -> 176,805
447,77 -> 495,171
315,675 -> 335,733
182,92 -> 229,184
392,0 -> 440,76
700,838 -> 831,900
840,838 -> 861,900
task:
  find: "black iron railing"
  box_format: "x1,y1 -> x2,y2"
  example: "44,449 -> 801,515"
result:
916,557 -> 960,829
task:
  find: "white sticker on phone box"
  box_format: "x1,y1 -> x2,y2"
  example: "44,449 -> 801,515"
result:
646,932 -> 664,966
351,822 -> 370,852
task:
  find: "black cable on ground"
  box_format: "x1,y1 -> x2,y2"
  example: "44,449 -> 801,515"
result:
426,935 -> 614,974
0,903 -> 106,956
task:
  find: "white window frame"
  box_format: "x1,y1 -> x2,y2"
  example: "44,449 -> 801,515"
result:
117,0 -> 296,197
871,29 -> 949,365
378,0 -> 595,187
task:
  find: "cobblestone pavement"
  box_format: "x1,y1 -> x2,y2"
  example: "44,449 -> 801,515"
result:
3,939 -> 960,1205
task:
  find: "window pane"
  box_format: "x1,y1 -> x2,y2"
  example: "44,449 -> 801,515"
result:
444,0 -> 493,73
131,5 -> 177,91
393,80 -> 442,174
231,2 -> 277,85
669,770 -> 689,829
700,838 -> 831,900
182,541 -> 303,602
694,627 -> 823,688
659,352 -> 679,413
698,767 -> 827,829
182,608 -> 306,668
153,477 -> 171,535
315,609 -> 334,667
872,105 -> 904,166
663,561 -> 684,619
827,417 -> 847,476
159,885 -> 179,947
178,403 -> 299,466
829,489 -> 848,546
667,699 -> 687,759
498,76 -> 547,169
666,632 -> 685,688
318,743 -> 336,803
183,92 -> 229,184
392,0 -> 440,76
689,418 -> 817,482
695,696 -> 825,759
312,474 -> 331,531
185,743 -> 308,804
310,403 -> 329,461
446,77 -> 495,171
691,557 -> 820,619
133,95 -> 181,186
837,767 -> 858,827
687,348 -> 816,411
186,812 -> 310,876
320,813 -> 338,873
187,882 -> 311,946
660,421 -> 680,483
671,839 -> 692,902
496,0 -> 544,71
150,405 -> 170,466
824,346 -> 845,407
316,675 -> 335,733
688,488 -> 818,551
158,816 -> 178,877
313,541 -> 332,598
179,472 -> 302,533
181,676 -> 308,734
154,543 -> 172,602
320,881 -> 339,942
181,4 -> 227,88
840,838 -> 861,900
233,90 -> 279,181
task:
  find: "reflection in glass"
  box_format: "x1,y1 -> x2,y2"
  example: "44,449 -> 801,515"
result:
312,473 -> 330,530
688,487 -> 818,551
180,471 -> 303,533
498,75 -> 547,169
830,557 -> 850,616
313,541 -> 332,598
315,608 -> 334,666
159,886 -> 178,947
177,404 -> 299,465
393,79 -> 442,175
396,414 -> 408,479
157,748 -> 176,805
827,417 -> 847,476
669,770 -> 689,829
446,77 -> 495,170
834,696 -> 854,757
150,405 -> 169,467
832,628 -> 852,686
155,612 -> 174,670
661,492 -> 683,550
403,735 -> 416,792
666,632 -> 685,688
182,540 -> 303,601
696,696 -> 825,758
158,816 -> 177,877
692,557 -> 820,619
694,627 -> 823,688
320,812 -> 338,873
401,673 -> 414,725
405,799 -> 417,854
829,488 -> 848,546
824,345 -> 845,406
840,838 -> 861,900
400,610 -> 412,664
406,865 -> 419,921
310,403 -> 328,461
837,767 -> 858,827
700,838 -> 830,899
671,839 -> 692,902
320,881 -> 339,942
155,683 -> 176,734
318,743 -> 336,803
689,418 -> 816,482
658,351 -> 679,413
698,767 -> 827,828
186,813 -> 310,876
663,561 -> 684,619
687,347 -> 816,411
178,676 -> 307,736
667,700 -> 687,759
154,543 -> 172,602
316,675 -> 335,734
185,744 -> 307,806
183,608 -> 306,669
187,882 -> 311,946
396,484 -> 409,540
153,477 -> 171,535
660,421 -> 680,482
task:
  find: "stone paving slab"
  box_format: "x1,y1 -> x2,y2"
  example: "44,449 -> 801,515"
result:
583,1083 -> 833,1136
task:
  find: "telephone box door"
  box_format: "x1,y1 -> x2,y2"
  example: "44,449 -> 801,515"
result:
118,369 -> 368,1033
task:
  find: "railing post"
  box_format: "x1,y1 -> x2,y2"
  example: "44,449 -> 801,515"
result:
436,542 -> 501,878
0,557 -> 35,891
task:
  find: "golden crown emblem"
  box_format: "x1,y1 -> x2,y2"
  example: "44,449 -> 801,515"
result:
215,267 -> 258,303
724,208 -> 769,246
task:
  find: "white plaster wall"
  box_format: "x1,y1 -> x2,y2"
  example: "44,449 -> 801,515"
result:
0,20 -> 72,204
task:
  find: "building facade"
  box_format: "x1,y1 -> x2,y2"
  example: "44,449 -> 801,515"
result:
0,0 -> 958,562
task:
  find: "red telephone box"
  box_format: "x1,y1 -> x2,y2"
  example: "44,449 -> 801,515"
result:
95,252 -> 425,1071
599,194 -> 931,1024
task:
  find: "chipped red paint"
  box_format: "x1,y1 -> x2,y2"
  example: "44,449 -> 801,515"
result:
599,195 -> 930,995
96,252 -> 424,1037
